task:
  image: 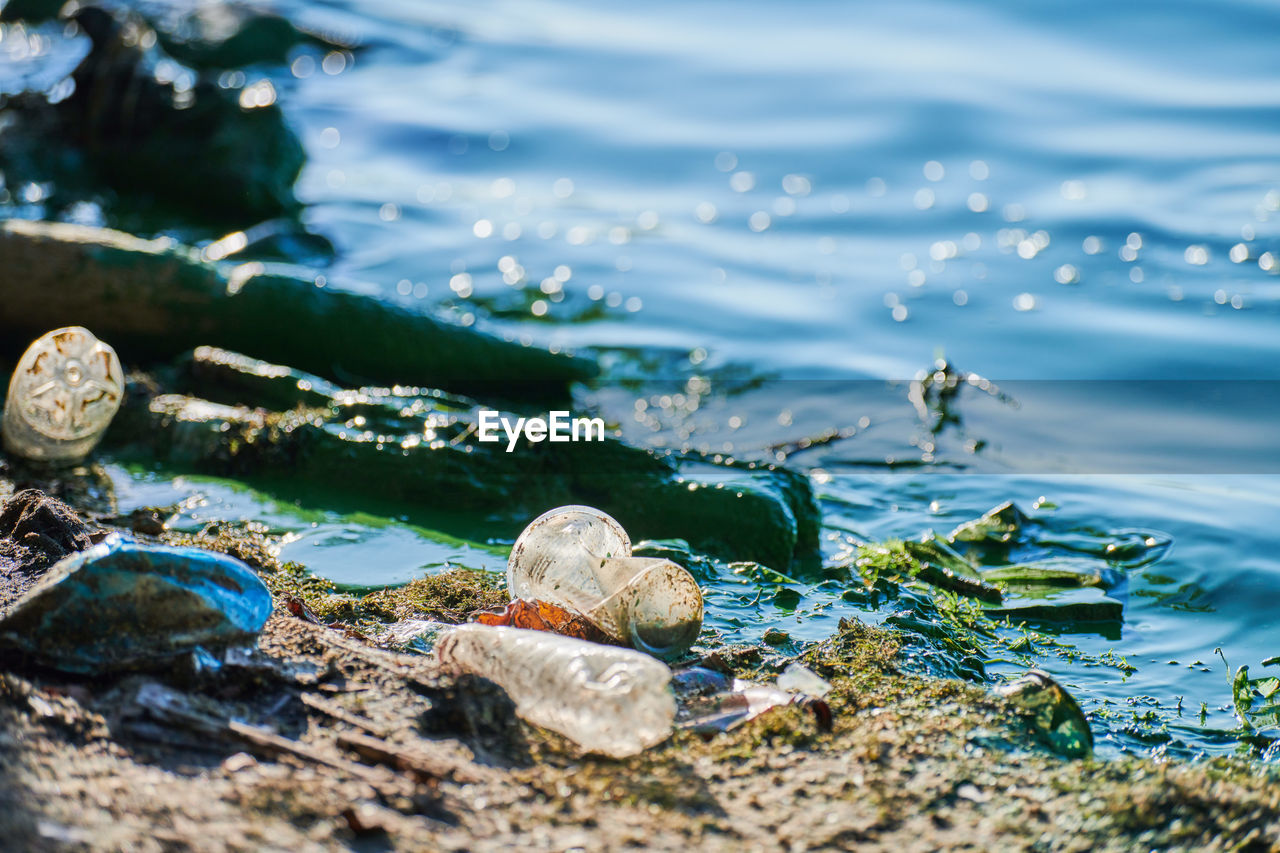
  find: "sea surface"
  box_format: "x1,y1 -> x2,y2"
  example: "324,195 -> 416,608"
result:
5,0 -> 1280,759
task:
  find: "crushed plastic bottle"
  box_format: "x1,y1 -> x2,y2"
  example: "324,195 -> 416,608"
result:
507,505 -> 703,659
380,618 -> 450,655
2,326 -> 124,464
996,669 -> 1093,758
435,623 -> 676,757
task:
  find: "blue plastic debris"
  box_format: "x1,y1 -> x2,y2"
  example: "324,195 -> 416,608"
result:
0,534 -> 273,672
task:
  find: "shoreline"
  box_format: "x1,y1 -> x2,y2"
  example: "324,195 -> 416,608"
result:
1,485 -> 1276,851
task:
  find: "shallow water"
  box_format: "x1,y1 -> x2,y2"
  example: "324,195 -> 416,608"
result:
7,0 -> 1280,759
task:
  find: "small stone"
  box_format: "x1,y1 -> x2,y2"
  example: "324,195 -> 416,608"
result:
762,628 -> 791,646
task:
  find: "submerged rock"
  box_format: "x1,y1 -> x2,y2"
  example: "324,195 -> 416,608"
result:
948,500 -> 1030,553
0,4 -> 305,226
109,376 -> 816,569
141,1 -> 354,71
0,533 -> 272,672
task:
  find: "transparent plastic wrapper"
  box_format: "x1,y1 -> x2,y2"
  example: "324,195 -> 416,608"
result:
436,624 -> 676,757
507,505 -> 703,659
3,326 -> 124,463
672,665 -> 834,734
776,662 -> 833,698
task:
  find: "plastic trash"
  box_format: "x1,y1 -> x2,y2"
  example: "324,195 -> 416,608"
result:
0,533 -> 272,673
996,669 -> 1093,758
507,505 -> 703,659
673,665 -> 834,734
2,326 -> 124,464
475,598 -> 618,646
380,618 -> 450,655
776,662 -> 833,698
435,623 -> 676,757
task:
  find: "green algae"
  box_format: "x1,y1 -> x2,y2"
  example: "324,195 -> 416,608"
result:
161,518 -> 507,631
516,615 -> 1279,850
343,572 -> 508,625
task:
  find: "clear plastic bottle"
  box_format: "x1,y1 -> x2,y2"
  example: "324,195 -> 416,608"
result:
436,624 -> 676,757
3,326 -> 124,464
507,505 -> 703,659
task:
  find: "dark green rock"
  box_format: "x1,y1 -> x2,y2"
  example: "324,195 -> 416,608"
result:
105,355 -> 817,569
0,220 -> 595,396
1,6 -> 305,226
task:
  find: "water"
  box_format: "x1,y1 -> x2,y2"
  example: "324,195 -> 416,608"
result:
6,0 -> 1280,759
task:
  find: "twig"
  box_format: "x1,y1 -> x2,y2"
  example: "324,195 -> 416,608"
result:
336,730 -> 482,784
300,692 -> 389,739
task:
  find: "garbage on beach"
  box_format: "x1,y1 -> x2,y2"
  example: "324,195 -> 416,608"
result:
2,326 -> 124,464
474,598 -> 619,646
435,623 -> 677,758
378,618 -> 451,655
0,533 -> 273,673
777,662 -> 834,698
996,669 -> 1094,758
673,663 -> 834,735
506,505 -> 704,660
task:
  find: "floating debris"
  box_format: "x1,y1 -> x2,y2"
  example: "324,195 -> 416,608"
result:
3,326 -> 123,465
996,669 -> 1093,758
507,506 -> 704,659
435,624 -> 676,757
0,534 -> 272,673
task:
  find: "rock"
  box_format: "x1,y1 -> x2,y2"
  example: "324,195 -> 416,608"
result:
109,383 -> 815,569
0,5 -> 305,226
984,586 -> 1124,626
761,628 -> 790,646
0,533 -> 272,672
0,489 -> 96,609
0,220 -> 595,395
948,500 -> 1030,549
142,2 -> 353,71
